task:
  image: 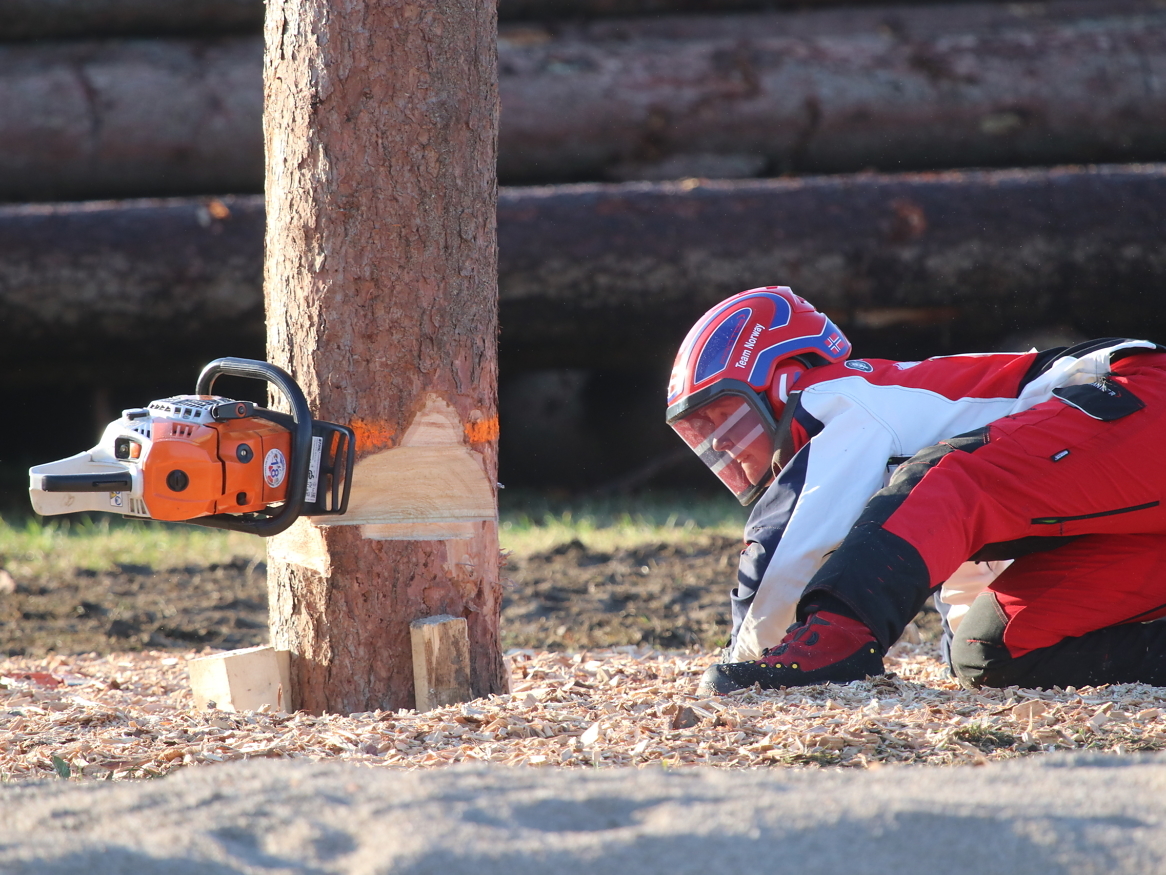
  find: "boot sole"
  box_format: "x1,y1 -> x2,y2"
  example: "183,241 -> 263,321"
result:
696,646 -> 883,696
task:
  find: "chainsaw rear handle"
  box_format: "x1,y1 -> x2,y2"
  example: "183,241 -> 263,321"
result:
189,357 -> 315,537
41,473 -> 133,493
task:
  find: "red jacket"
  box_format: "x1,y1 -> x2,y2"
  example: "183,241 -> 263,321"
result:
731,338 -> 1159,660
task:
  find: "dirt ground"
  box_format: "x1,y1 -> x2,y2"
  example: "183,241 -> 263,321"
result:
0,558 -> 269,657
0,536 -> 939,658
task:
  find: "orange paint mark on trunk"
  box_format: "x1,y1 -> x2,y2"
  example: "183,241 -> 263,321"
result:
349,418 -> 397,453
464,416 -> 499,443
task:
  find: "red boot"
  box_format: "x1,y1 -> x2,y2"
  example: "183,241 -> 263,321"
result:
697,611 -> 883,695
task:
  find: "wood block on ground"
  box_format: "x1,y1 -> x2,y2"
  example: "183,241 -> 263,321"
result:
187,645 -> 292,713
410,615 -> 472,711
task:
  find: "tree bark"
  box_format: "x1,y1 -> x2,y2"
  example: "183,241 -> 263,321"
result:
262,0 -> 505,714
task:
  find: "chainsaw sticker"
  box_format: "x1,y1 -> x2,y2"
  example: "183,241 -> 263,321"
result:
305,436 -> 323,503
109,491 -> 124,508
264,449 -> 288,488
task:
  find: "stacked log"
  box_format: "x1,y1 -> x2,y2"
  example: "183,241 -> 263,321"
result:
5,0 -> 1166,487
0,0 -> 261,40
0,0 -> 1022,40
0,38 -> 261,202
0,196 -> 264,385
3,165 -> 1164,385
497,165 -> 1166,363
498,0 -> 1166,182
1,2 -> 1165,199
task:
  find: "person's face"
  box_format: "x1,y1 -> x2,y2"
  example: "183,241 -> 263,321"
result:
711,427 -> 771,484
671,394 -> 776,498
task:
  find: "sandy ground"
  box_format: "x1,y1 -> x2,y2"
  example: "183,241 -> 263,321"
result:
2,754 -> 1166,873
5,535 -> 1166,871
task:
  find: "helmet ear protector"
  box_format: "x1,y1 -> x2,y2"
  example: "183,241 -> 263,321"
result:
666,287 -> 850,504
764,357 -> 811,415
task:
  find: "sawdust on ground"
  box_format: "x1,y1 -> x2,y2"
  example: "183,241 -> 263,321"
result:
3,643 -> 1166,784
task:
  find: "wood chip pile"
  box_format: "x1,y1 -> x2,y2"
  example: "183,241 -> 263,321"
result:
3,643 -> 1166,783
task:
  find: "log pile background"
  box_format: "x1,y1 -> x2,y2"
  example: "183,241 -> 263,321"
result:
6,2 -> 1166,198
2,0 -> 1165,492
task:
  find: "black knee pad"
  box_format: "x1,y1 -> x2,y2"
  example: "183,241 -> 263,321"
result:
950,593 -> 1014,688
955,598 -> 1166,690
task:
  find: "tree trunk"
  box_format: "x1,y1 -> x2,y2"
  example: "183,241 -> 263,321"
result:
262,0 -> 505,714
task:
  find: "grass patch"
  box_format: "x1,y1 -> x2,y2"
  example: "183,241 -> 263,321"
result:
0,489 -> 744,576
498,489 -> 747,556
0,515 -> 264,579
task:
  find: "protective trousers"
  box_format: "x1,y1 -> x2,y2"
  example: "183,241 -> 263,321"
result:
802,352 -> 1166,689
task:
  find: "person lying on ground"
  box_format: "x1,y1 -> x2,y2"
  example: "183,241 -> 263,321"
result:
666,286 -> 1166,694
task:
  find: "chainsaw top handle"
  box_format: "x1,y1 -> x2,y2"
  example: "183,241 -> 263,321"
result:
189,357 -> 315,537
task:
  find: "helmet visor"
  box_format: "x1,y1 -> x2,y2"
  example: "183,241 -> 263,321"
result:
668,390 -> 777,504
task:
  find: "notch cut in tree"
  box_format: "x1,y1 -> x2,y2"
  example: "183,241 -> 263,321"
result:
262,0 -> 506,714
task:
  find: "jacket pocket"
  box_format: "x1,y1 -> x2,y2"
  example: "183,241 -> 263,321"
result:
1031,501 -> 1160,526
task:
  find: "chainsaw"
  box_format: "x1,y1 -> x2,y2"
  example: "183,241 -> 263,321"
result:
28,358 -> 354,536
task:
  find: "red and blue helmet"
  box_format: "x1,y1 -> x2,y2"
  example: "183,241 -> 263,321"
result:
666,287 -> 851,504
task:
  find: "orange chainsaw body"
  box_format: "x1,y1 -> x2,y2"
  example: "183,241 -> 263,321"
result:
141,414 -> 291,522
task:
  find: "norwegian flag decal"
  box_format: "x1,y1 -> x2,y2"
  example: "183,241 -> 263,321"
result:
826,333 -> 845,354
